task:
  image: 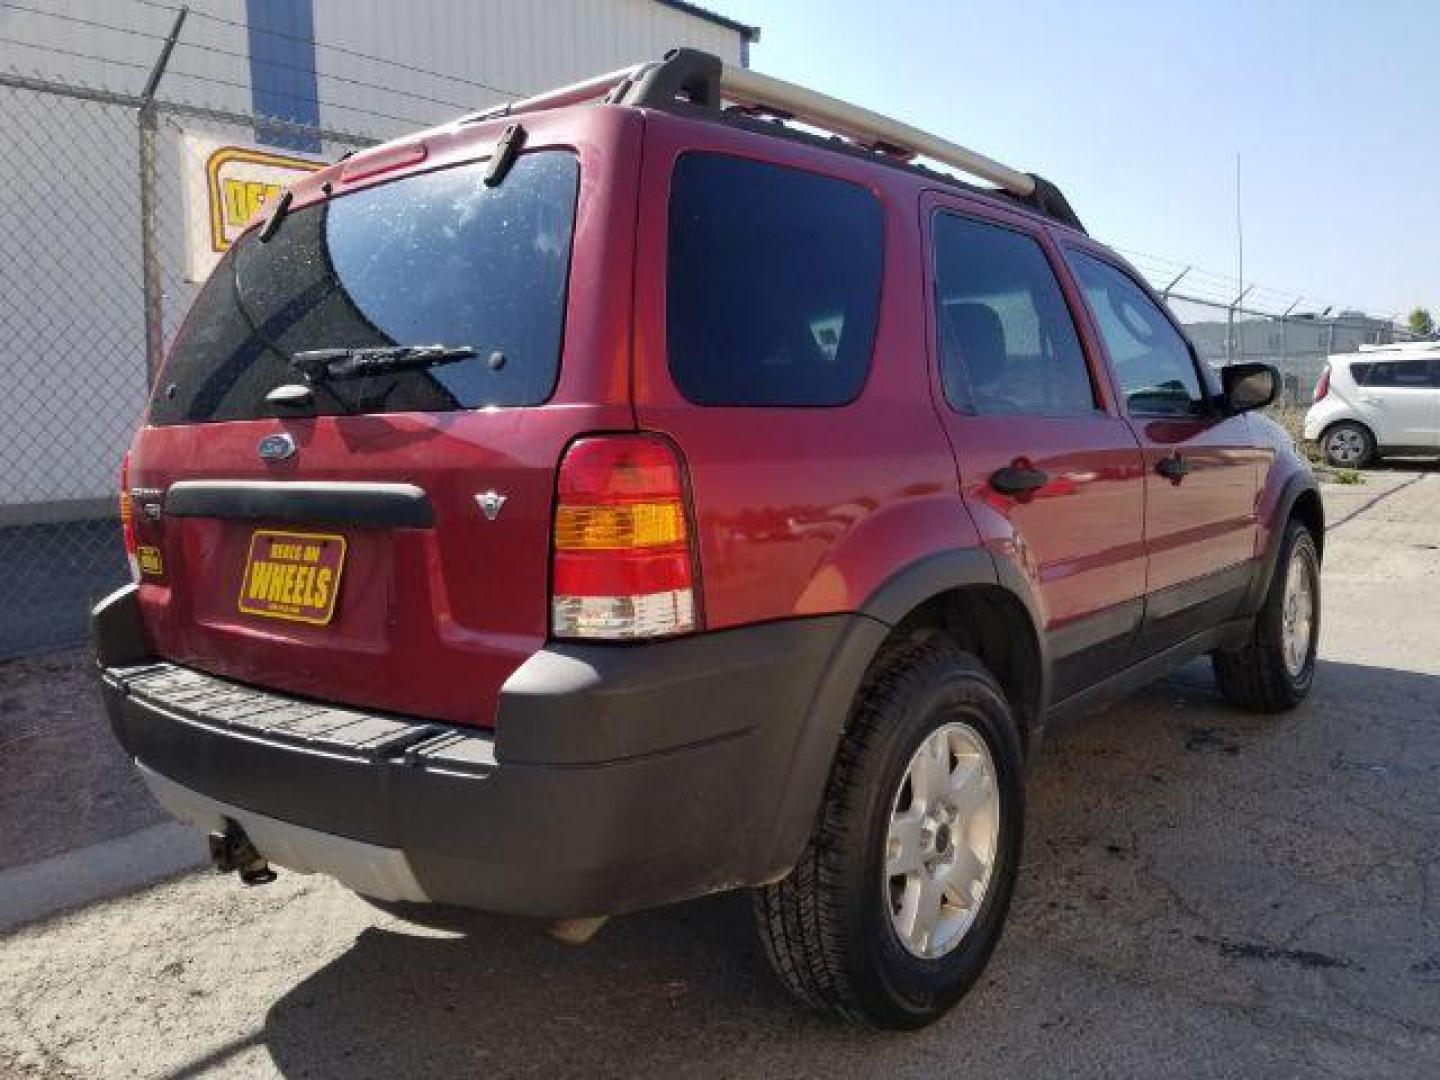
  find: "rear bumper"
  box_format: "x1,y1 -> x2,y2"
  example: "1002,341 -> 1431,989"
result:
94,585 -> 883,918
1301,401 -> 1342,442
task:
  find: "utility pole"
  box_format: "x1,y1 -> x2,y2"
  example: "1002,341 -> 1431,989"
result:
1235,153 -> 1244,298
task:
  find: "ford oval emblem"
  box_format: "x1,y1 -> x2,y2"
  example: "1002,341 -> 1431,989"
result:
257,433 -> 297,462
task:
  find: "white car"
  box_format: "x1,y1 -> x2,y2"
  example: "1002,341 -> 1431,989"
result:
1303,343 -> 1440,467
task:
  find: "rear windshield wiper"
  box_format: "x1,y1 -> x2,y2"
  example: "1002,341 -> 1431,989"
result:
289,344 -> 477,383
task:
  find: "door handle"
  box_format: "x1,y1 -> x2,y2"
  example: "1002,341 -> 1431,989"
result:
990,464 -> 1050,496
1156,454 -> 1190,482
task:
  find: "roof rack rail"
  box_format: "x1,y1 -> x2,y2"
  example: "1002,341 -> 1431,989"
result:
1357,340 -> 1438,352
467,48 -> 1085,232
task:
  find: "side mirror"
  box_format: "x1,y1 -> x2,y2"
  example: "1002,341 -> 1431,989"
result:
1221,362 -> 1279,413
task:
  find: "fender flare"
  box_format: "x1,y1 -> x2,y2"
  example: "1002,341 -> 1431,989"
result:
1241,470 -> 1323,617
756,546 -> 1048,878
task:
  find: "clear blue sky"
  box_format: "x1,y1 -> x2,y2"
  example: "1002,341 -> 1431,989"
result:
712,0 -> 1436,318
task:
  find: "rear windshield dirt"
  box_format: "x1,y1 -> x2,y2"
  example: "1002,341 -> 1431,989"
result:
148,151 -> 579,425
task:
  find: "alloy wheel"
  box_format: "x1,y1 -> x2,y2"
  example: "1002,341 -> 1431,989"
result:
884,722 -> 1000,960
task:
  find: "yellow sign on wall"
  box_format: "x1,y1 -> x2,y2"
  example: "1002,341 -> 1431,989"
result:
182,136 -> 325,281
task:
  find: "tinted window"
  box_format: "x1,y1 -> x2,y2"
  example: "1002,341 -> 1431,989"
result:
1361,359 -> 1437,387
1069,251 -> 1205,417
932,214 -> 1095,415
150,152 -> 580,424
667,153 -> 883,406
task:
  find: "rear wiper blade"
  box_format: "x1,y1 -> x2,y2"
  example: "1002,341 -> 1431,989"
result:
290,344 -> 477,382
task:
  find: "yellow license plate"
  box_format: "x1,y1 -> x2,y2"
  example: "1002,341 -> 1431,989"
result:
238,529 -> 347,626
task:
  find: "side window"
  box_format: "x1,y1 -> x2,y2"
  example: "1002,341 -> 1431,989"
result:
667,153 -> 883,407
1069,251 -> 1205,417
931,213 -> 1096,415
1364,359 -> 1433,387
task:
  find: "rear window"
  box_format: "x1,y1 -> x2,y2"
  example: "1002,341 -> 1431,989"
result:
149,151 -> 580,425
666,153 -> 883,407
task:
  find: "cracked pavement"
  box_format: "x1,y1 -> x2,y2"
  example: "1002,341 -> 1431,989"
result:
1,465 -> 1437,1078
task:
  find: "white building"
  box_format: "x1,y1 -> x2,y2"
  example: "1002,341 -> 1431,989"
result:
0,0 -> 757,523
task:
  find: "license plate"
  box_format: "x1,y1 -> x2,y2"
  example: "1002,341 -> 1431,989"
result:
238,530 -> 347,626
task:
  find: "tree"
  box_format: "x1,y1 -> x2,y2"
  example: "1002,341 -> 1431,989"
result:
1407,307 -> 1435,337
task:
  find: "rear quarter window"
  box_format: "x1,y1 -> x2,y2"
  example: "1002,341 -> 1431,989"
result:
666,153 -> 884,407
1360,359 -> 1436,387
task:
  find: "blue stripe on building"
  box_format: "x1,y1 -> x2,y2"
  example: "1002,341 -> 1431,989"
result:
246,0 -> 321,152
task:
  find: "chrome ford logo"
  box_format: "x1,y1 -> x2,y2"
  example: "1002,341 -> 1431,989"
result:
257,433 -> 297,462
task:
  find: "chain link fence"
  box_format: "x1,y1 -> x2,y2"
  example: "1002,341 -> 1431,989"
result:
1162,292 -> 1422,408
0,71 -> 378,658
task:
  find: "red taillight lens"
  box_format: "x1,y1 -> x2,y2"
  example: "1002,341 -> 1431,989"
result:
119,451 -> 139,581
1313,365 -> 1331,402
552,435 -> 699,640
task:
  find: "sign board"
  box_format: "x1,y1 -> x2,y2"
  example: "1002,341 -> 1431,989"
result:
181,135 -> 326,282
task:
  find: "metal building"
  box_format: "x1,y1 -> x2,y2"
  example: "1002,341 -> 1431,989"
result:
0,0 -> 757,655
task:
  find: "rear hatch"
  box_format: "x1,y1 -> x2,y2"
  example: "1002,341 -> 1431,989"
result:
126,114 -> 637,726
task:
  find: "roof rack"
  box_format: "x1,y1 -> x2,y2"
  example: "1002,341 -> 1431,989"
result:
467,48 -> 1085,232
1356,340 -> 1438,353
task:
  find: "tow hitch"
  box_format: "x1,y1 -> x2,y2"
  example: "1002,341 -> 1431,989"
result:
208,821 -> 277,886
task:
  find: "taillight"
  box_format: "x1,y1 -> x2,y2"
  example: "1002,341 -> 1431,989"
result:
552,434 -> 699,640
1313,365 -> 1331,402
119,451 -> 139,581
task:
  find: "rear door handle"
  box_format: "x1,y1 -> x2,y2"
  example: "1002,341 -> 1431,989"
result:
990,464 -> 1050,496
1156,455 -> 1190,482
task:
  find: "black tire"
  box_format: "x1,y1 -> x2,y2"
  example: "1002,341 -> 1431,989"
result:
752,638 -> 1024,1029
1212,520 -> 1320,712
1321,421 -> 1376,468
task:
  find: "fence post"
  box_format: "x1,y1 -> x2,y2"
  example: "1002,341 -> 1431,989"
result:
1225,285 -> 1253,367
1161,266 -> 1191,300
138,6 -> 188,386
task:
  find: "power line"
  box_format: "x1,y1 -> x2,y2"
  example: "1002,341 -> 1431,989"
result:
127,0 -> 521,100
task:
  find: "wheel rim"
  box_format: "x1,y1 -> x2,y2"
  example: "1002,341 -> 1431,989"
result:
884,721 -> 1000,960
1327,428 -> 1364,464
1281,548 -> 1316,677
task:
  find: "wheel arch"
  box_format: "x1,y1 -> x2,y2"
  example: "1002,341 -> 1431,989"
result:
1244,470 -> 1324,616
755,547 -> 1048,881
1290,485 -> 1325,563
1320,417 -> 1376,459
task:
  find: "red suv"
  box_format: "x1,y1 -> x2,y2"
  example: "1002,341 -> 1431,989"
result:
94,50 -> 1323,1027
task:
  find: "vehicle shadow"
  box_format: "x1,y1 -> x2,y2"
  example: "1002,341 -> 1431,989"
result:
253,657 -> 1440,1079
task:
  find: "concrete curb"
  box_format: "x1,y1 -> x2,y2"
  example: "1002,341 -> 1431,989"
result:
0,823 -> 206,935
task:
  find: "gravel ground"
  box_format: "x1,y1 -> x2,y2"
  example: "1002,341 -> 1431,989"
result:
1,465 -> 1437,1079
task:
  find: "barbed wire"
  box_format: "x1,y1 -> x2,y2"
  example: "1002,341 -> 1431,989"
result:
0,6 -> 1411,324
0,1 -> 475,113
126,0 -> 522,100
0,35 -> 436,128
1113,243 -> 1402,323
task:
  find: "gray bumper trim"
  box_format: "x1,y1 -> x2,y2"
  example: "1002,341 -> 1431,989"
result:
138,762 -> 429,904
